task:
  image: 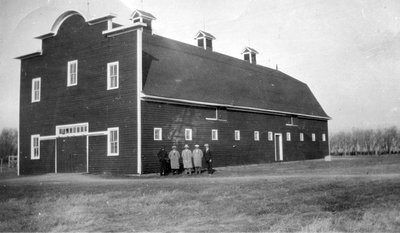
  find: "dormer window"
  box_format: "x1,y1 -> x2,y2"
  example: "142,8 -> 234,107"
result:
194,30 -> 216,51
130,10 -> 156,32
241,47 -> 259,64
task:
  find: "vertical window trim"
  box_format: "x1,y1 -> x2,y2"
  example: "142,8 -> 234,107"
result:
154,128 -> 162,141
31,134 -> 40,160
300,133 -> 304,142
67,60 -> 78,87
107,127 -> 119,156
254,131 -> 259,141
185,128 -> 192,141
268,131 -> 273,141
31,77 -> 41,103
212,129 -> 218,141
312,133 -> 316,142
234,130 -> 240,141
107,61 -> 119,90
286,132 -> 291,141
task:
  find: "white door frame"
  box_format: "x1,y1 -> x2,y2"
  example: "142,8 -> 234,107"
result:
274,133 -> 283,161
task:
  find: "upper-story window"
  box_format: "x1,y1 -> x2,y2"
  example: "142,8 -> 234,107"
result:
312,133 -> 316,142
234,130 -> 240,141
31,134 -> 40,160
254,131 -> 260,141
107,61 -> 119,90
185,129 -> 192,141
322,133 -> 326,142
67,60 -> 78,86
300,133 -> 304,142
31,77 -> 41,103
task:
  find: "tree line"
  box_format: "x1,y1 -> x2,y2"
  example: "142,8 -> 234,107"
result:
330,126 -> 400,155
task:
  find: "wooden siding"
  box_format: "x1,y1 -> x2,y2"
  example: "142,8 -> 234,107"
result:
141,102 -> 329,173
19,15 -> 138,174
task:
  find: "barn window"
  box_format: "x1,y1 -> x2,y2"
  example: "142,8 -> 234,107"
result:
286,132 -> 291,141
154,128 -> 162,141
212,129 -> 218,141
31,77 -> 41,103
300,133 -> 304,142
322,133 -> 326,142
108,127 -> 119,156
67,60 -> 78,86
185,129 -> 192,141
268,131 -> 273,141
107,61 -> 119,90
31,135 -> 40,160
312,133 -> 316,142
56,123 -> 88,137
254,131 -> 259,141
234,130 -> 240,141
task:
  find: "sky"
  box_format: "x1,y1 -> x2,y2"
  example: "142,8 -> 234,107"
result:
0,0 -> 399,133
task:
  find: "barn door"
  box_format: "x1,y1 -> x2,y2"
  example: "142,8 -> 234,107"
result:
57,136 -> 86,173
274,133 -> 283,161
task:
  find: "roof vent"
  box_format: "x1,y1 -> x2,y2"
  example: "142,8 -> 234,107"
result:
194,30 -> 216,51
241,47 -> 259,64
130,10 -> 156,33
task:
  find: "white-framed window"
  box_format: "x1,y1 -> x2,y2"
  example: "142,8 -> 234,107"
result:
107,61 -> 119,90
185,128 -> 192,141
212,129 -> 218,141
268,131 -> 273,141
254,131 -> 259,141
300,133 -> 304,142
108,127 -> 119,156
56,123 -> 88,137
234,130 -> 240,141
322,133 -> 326,142
312,133 -> 316,142
67,60 -> 78,86
31,77 -> 41,103
286,132 -> 291,141
154,128 -> 162,141
31,134 -> 40,160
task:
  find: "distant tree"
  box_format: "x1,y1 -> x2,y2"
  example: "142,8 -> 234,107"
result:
362,129 -> 374,155
0,128 -> 18,171
383,126 -> 398,154
372,129 -> 383,155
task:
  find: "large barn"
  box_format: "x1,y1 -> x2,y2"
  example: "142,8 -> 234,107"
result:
16,10 -> 330,175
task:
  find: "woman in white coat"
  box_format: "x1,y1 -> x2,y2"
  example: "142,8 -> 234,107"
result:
181,144 -> 193,175
192,144 -> 203,175
168,145 -> 181,175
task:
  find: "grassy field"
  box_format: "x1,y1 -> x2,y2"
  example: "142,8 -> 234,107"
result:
1,155 -> 400,232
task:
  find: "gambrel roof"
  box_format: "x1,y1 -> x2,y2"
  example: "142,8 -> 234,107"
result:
142,33 -> 329,119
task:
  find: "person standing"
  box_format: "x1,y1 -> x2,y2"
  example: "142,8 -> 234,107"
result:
192,144 -> 204,175
181,144 -> 193,175
169,145 -> 181,175
157,146 -> 168,176
204,144 -> 213,175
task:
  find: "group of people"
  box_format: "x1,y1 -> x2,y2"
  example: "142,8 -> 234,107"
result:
157,144 -> 213,176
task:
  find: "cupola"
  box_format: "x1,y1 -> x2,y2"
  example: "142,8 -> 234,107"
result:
194,30 -> 216,51
241,47 -> 259,64
130,10 -> 156,33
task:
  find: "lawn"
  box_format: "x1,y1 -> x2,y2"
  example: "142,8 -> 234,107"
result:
1,155 -> 400,232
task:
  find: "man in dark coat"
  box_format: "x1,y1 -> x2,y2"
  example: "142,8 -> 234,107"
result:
204,144 -> 213,175
157,146 -> 168,176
